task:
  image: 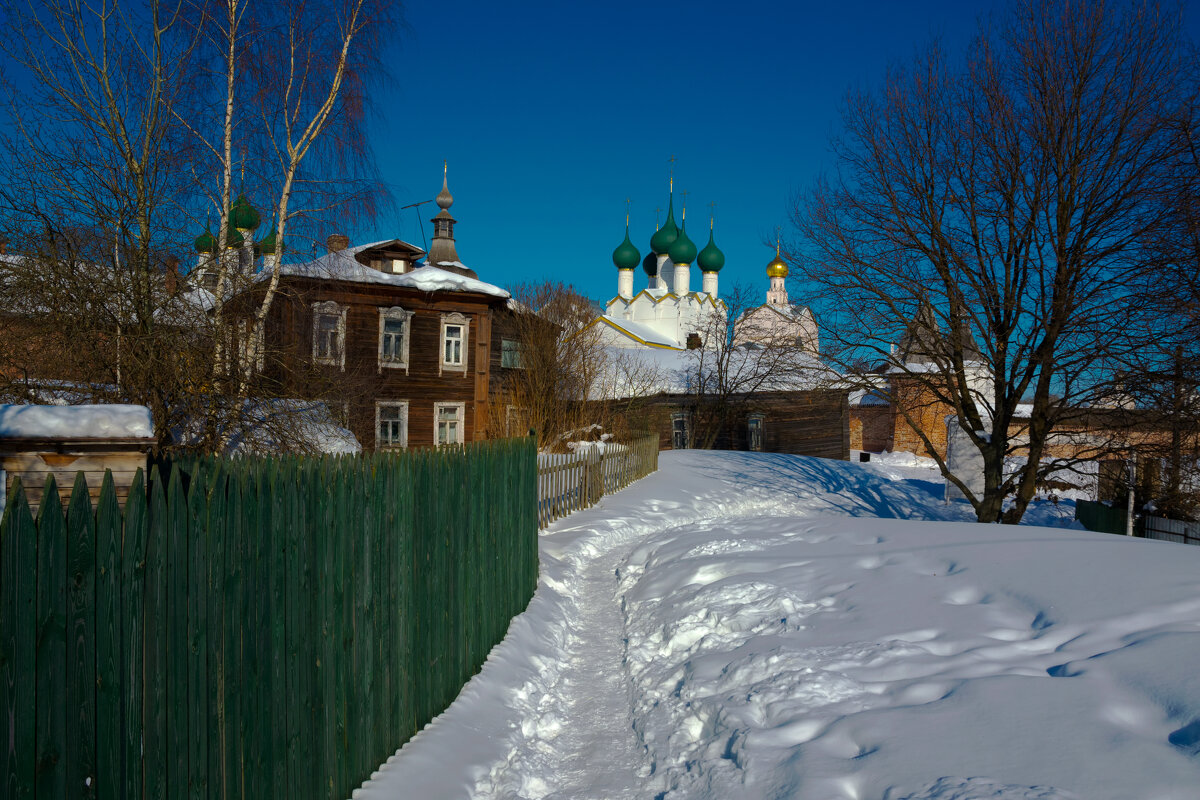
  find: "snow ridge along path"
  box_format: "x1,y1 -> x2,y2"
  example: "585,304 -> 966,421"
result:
355,451 -> 1200,800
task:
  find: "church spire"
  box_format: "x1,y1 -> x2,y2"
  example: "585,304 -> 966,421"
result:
427,161 -> 460,265
766,233 -> 789,306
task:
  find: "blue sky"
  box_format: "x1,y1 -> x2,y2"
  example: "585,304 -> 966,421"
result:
365,0 -> 1200,303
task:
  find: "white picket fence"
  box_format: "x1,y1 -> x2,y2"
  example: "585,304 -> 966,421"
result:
536,434 -> 659,528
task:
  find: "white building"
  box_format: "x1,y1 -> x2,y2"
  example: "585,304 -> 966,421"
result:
584,181 -> 728,350
734,242 -> 819,351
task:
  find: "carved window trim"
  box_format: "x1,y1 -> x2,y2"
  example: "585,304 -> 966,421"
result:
440,312 -> 470,375
378,306 -> 414,373
312,300 -> 346,370
376,400 -> 409,450
434,401 -> 466,446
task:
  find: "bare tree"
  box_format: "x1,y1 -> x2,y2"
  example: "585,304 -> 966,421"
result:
495,282 -> 614,448
792,0 -> 1195,522
680,283 -> 829,449
0,0 -> 392,453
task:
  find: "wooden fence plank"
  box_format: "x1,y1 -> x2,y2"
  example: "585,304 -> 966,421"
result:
268,465 -> 289,797
223,472 -> 244,800
185,466 -> 209,800
121,471 -> 147,800
94,473 -> 121,800
205,467 -> 228,800
65,471 -> 97,799
144,467 -> 168,800
2,481 -> 37,800
166,466 -> 190,799
34,474 -> 67,799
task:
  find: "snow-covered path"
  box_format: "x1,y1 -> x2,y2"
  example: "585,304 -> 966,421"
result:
355,452 -> 1200,800
471,515 -> 650,799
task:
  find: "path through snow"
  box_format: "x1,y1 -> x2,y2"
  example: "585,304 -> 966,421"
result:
355,452 -> 1200,799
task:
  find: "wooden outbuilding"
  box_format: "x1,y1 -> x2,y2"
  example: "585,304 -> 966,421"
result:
0,404 -> 155,513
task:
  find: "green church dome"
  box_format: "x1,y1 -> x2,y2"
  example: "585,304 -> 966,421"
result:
697,228 -> 725,272
224,227 -> 244,249
256,226 -> 282,256
229,194 -> 261,231
642,251 -> 658,278
649,197 -> 679,255
612,227 -> 640,270
193,228 -> 216,254
668,220 -> 696,265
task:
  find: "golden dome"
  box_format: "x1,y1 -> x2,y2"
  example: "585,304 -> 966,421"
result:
766,250 -> 788,278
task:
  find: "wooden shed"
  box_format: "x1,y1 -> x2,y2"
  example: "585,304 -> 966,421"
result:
0,404 -> 155,514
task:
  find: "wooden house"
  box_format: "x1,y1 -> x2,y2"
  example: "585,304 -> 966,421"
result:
225,172 -> 526,451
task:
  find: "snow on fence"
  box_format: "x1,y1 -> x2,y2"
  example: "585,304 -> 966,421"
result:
537,433 -> 659,528
0,438 -> 538,800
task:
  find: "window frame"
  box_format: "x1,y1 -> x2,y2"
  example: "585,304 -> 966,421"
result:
501,337 -> 525,369
377,306 -> 414,373
375,400 -> 409,450
671,412 -> 689,450
434,401 -> 466,446
747,413 -> 765,452
440,312 -> 470,375
311,300 -> 347,370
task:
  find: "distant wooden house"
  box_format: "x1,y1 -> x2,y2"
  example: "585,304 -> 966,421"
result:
637,389 -> 849,459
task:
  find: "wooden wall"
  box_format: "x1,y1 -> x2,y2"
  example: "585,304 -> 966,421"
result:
1,441 -> 150,513
256,279 -> 517,451
626,389 -> 850,461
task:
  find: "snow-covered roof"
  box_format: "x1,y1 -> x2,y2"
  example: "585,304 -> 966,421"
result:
0,404 -> 153,439
849,388 -> 891,407
885,358 -> 988,375
590,345 -> 837,400
593,316 -> 682,349
263,244 -> 509,299
171,399 -> 360,456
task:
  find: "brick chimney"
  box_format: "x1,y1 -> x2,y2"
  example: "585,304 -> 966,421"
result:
0,235 -> 8,255
164,255 -> 180,294
326,234 -> 350,253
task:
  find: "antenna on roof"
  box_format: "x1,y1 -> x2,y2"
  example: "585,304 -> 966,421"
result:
400,198 -> 433,252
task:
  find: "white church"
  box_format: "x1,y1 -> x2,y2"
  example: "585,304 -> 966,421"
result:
583,179 -> 818,354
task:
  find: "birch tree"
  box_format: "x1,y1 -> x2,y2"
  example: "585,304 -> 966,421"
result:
0,0 -> 391,451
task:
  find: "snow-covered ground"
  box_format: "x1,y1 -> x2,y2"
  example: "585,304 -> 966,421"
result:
355,451 -> 1200,800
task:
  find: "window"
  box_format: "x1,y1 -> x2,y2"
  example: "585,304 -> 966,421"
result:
444,326 -> 463,364
440,313 -> 469,374
378,306 -> 413,372
671,412 -> 689,450
376,401 -> 408,449
501,338 -> 524,369
312,301 -> 346,369
748,414 -> 764,452
435,402 -> 465,445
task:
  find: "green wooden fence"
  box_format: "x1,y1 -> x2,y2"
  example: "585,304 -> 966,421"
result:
0,437 -> 538,800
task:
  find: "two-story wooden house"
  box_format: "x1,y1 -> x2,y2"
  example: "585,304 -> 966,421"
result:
235,171 -> 525,450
